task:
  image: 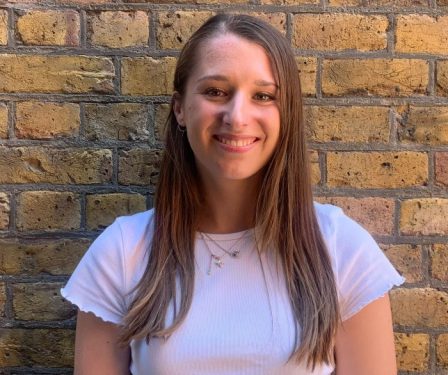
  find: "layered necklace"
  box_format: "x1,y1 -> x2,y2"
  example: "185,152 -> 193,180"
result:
200,230 -> 249,275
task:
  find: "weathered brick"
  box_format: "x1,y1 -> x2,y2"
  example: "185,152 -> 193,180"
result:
0,10 -> 7,45
85,103 -> 149,141
16,10 -> 79,46
0,283 -> 5,317
122,0 -> 246,3
296,57 -> 317,97
437,334 -> 448,367
439,0 -> 448,5
435,152 -> 448,187
367,0 -> 429,5
17,191 -> 81,231
0,55 -> 114,94
247,13 -> 286,33
0,192 -> 9,230
327,152 -> 428,188
0,329 -> 74,367
0,147 -> 112,184
261,0 -> 318,4
118,148 -> 162,186
89,11 -> 149,48
157,11 -> 214,50
390,288 -> 448,327
382,244 -> 422,283
0,239 -> 89,275
316,197 -> 395,236
328,0 -> 359,5
309,150 -> 320,185
293,14 -> 387,51
0,103 -> 7,138
322,59 -> 428,97
398,106 -> 448,145
16,102 -> 79,139
396,15 -> 448,54
305,106 -> 389,143
395,333 -> 429,372
155,103 -> 170,141
121,57 -> 176,96
86,193 -> 146,230
431,244 -> 448,282
13,282 -> 75,321
437,60 -> 448,96
400,198 -> 448,236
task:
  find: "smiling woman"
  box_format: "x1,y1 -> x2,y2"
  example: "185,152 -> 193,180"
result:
61,14 -> 404,375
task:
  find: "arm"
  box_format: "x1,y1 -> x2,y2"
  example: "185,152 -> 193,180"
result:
334,294 -> 397,375
74,311 -> 131,375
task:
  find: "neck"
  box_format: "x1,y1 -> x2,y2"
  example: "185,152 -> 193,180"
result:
198,175 -> 260,234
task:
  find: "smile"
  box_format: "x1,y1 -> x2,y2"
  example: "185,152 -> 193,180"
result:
214,135 -> 258,147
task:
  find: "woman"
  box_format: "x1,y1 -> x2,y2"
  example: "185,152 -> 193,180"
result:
62,14 -> 404,374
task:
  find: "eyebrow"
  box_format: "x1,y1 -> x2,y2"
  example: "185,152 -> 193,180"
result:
196,75 -> 278,88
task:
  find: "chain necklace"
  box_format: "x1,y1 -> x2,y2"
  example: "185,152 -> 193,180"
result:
200,230 -> 249,275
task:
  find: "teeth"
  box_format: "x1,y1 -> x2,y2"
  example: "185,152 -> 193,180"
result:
217,137 -> 255,147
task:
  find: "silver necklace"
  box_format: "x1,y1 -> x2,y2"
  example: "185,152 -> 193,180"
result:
200,230 -> 249,275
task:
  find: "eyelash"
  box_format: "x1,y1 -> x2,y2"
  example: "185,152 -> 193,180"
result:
203,88 -> 276,102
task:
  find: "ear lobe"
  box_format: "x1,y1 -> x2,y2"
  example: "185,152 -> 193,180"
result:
172,92 -> 185,126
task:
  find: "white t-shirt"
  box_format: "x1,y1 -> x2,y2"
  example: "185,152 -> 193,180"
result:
61,203 -> 405,375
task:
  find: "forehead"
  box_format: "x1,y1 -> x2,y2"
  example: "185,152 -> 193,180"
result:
192,33 -> 275,79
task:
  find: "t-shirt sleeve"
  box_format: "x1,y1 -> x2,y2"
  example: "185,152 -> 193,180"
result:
320,205 -> 405,321
61,218 -> 127,324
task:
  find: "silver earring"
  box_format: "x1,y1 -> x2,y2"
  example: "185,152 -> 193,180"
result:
177,123 -> 186,133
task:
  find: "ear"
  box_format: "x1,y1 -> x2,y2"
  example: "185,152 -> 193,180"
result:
172,92 -> 185,127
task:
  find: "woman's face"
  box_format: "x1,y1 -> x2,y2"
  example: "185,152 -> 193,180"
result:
173,33 -> 281,188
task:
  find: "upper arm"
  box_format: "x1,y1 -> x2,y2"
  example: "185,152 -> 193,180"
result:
74,311 -> 131,375
334,294 -> 397,375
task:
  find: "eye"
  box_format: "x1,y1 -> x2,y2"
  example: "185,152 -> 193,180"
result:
254,92 -> 275,102
204,88 -> 227,98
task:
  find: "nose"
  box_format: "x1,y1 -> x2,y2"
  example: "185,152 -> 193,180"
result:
223,93 -> 248,128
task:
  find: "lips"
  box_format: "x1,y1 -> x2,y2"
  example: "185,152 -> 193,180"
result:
214,135 -> 258,147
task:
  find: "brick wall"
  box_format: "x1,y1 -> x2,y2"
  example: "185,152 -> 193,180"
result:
0,0 -> 447,374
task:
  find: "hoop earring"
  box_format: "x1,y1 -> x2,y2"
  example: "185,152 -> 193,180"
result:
177,123 -> 186,133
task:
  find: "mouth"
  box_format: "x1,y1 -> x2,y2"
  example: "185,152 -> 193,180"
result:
214,135 -> 258,147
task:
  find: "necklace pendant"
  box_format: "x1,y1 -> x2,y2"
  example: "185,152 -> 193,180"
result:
230,250 -> 240,258
212,255 -> 224,268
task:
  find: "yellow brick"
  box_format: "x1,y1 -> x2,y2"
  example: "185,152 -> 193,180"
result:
395,333 -> 429,372
157,11 -> 214,50
0,283 -> 5,317
155,103 -> 170,141
89,11 -> 149,48
261,0 -> 318,4
322,59 -> 428,97
13,283 -> 75,321
305,106 -> 389,143
0,103 -> 7,138
0,329 -> 74,367
0,55 -> 114,94
0,147 -> 112,184
247,13 -> 286,34
296,57 -> 317,97
435,152 -> 448,187
0,192 -> 9,230
390,288 -> 448,327
399,106 -> 448,145
0,239 -> 89,275
431,244 -> 448,282
86,193 -> 146,230
16,10 -> 80,46
316,197 -> 395,236
0,10 -> 7,45
396,15 -> 448,54
16,191 -> 81,231
293,14 -> 387,51
121,57 -> 176,96
437,334 -> 448,367
16,102 -> 79,139
327,152 -> 428,188
85,103 -> 149,141
400,198 -> 448,236
437,60 -> 448,96
118,148 -> 162,186
382,244 -> 422,283
328,0 -> 359,5
309,150 -> 320,185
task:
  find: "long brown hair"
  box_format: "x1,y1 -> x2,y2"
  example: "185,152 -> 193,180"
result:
121,14 -> 339,369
